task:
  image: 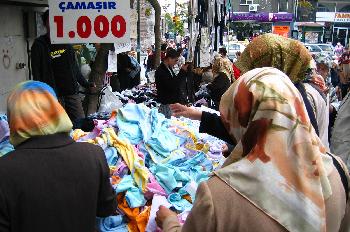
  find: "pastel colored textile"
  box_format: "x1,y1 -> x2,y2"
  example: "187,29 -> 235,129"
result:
104,128 -> 149,192
167,193 -> 193,212
145,195 -> 171,232
117,104 -> 185,162
150,164 -> 191,194
96,215 -> 128,232
235,33 -> 312,82
217,67 -> 333,232
115,175 -> 147,208
117,194 -> 151,232
105,147 -> 119,166
0,115 -> 14,156
144,173 -> 167,199
7,81 -> 72,146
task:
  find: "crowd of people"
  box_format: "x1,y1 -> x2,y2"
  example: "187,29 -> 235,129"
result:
0,14 -> 350,232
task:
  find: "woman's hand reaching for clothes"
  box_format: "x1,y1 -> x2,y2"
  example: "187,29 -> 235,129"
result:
156,206 -> 177,229
170,103 -> 202,121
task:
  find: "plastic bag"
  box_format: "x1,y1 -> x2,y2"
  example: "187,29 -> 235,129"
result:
99,86 -> 123,113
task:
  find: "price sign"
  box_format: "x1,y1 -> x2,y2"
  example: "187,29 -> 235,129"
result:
48,0 -> 130,44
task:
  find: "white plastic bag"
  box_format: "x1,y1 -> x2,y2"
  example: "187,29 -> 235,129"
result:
98,86 -> 123,113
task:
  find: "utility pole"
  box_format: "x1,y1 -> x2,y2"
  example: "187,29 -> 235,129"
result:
137,0 -> 141,63
175,0 -> 177,16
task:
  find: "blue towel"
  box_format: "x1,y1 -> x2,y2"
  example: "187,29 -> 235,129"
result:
96,215 -> 128,232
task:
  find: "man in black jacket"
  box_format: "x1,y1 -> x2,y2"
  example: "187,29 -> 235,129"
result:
31,10 -> 93,123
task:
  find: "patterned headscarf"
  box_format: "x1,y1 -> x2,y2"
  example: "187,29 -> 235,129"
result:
212,57 -> 233,82
0,115 -> 14,156
235,33 -> 312,82
217,67 -> 334,232
7,81 -> 73,146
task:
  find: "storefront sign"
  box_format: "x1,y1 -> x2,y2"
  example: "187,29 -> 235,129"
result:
272,26 -> 290,37
230,12 -> 269,22
335,13 -> 350,23
270,13 -> 293,22
230,12 -> 293,22
48,0 -> 130,44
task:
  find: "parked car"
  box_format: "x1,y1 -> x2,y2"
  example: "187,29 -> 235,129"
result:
315,44 -> 334,57
226,43 -> 246,61
304,44 -> 323,56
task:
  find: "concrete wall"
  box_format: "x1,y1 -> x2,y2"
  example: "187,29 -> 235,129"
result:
0,5 -> 45,113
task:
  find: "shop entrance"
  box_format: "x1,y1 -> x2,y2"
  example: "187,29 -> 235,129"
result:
333,27 -> 349,47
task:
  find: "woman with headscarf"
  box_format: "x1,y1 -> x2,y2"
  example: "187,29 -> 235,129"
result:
0,81 -> 117,232
207,57 -> 232,110
158,67 -> 350,232
172,34 -> 328,150
331,49 -> 350,171
220,34 -> 331,149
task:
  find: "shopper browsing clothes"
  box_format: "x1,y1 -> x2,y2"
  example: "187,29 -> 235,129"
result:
0,81 -> 117,232
155,48 -> 189,118
158,68 -> 350,232
31,10 -> 94,125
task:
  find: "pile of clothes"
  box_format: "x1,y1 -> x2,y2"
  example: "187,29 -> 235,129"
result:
72,103 -> 225,232
114,85 -> 159,108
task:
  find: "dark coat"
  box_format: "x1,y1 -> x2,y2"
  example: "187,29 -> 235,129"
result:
31,35 -> 89,96
0,133 -> 117,232
207,72 -> 231,107
155,62 -> 185,105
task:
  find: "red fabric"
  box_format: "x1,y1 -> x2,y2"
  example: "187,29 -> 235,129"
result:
232,64 -> 241,80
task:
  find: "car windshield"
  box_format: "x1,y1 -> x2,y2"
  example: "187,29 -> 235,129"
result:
228,44 -> 240,50
308,45 -> 322,52
318,45 -> 333,52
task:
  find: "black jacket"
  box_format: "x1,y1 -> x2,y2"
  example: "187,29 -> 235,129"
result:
179,70 -> 198,104
207,72 -> 231,106
0,133 -> 117,232
155,62 -> 186,104
31,35 -> 89,96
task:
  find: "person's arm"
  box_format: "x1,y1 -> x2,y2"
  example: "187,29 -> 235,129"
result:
159,182 -> 216,232
96,148 -> 117,217
170,104 -> 235,144
199,111 -> 235,144
0,188 -> 10,232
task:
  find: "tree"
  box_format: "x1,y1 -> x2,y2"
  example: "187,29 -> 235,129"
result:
147,0 -> 162,66
85,43 -> 113,115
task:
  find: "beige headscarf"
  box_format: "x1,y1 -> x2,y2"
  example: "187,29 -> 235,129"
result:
217,67 -> 334,232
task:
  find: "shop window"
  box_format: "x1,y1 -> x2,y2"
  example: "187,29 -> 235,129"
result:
240,0 -> 255,5
317,4 -> 330,12
339,5 -> 350,13
278,0 -> 288,12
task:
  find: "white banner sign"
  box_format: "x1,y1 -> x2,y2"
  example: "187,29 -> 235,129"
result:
114,42 -> 131,54
48,0 -> 130,44
335,13 -> 350,23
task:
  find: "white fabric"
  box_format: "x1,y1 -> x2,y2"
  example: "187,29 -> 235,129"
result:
304,83 -> 330,151
331,92 -> 350,170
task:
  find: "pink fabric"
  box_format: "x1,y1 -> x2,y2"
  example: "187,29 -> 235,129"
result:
145,174 -> 167,199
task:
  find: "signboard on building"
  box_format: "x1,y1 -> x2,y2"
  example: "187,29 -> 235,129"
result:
48,0 -> 130,44
335,13 -> 350,23
272,26 -> 290,37
230,12 -> 293,22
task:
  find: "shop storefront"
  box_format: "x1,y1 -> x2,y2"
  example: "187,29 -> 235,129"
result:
316,12 -> 350,46
230,12 -> 293,39
294,22 -> 324,44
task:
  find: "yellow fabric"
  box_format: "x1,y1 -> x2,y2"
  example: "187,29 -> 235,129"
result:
217,67 -> 333,232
